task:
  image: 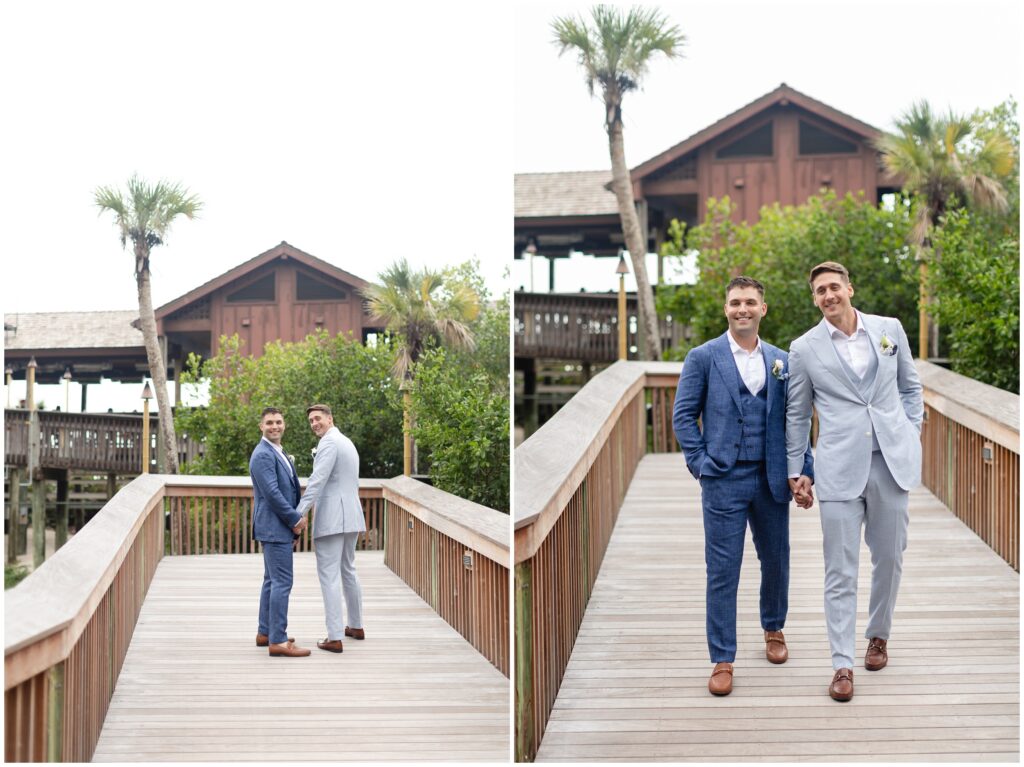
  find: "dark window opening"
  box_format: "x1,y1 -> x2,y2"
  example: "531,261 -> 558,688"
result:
226,273 -> 275,302
296,271 -> 348,301
799,120 -> 857,155
715,122 -> 773,159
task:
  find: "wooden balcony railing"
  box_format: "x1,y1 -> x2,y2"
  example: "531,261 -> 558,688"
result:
380,475 -> 510,677
162,477 -> 386,553
513,361 -> 682,761
4,409 -> 204,473
3,475 -> 493,762
917,361 -> 1019,571
514,292 -> 687,361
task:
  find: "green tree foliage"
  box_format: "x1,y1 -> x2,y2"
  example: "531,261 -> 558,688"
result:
928,207 -> 1019,391
657,192 -> 919,354
175,332 -> 403,478
409,281 -> 510,512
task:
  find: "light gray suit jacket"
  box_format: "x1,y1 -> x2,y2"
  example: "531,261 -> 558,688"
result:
296,426 -> 366,538
785,313 -> 923,501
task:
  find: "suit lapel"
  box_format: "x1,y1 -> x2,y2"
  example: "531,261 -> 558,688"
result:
763,344 -> 779,415
710,333 -> 743,411
861,314 -> 885,402
806,319 -> 864,401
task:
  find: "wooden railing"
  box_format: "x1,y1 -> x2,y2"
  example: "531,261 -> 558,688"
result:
381,475 -> 510,677
3,475 -> 459,762
917,361 -> 1019,571
162,478 -> 386,554
514,292 -> 687,361
513,361 -> 681,761
4,409 -> 204,473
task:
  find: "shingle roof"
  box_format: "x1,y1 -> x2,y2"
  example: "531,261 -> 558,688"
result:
515,170 -> 618,218
3,311 -> 143,350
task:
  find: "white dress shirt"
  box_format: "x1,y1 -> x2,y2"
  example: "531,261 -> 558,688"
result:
824,311 -> 870,378
727,331 -> 765,395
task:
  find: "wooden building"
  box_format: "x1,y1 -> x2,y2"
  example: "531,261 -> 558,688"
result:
514,83 -> 900,271
4,241 -> 383,401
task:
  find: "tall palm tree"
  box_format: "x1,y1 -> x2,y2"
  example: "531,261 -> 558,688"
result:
363,259 -> 479,475
552,5 -> 685,360
363,258 -> 479,382
95,175 -> 202,473
874,101 -> 1014,357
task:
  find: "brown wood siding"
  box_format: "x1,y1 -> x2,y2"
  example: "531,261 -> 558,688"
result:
208,263 -> 363,357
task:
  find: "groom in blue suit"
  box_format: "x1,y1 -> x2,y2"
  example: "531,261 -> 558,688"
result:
250,407 -> 311,658
673,276 -> 814,695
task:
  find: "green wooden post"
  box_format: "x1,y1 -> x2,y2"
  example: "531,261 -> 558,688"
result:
32,479 -> 46,568
55,473 -> 68,550
514,560 -> 535,762
47,662 -> 64,761
7,468 -> 21,565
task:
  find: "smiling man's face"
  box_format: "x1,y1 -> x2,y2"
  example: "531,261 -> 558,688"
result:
724,286 -> 767,338
308,409 -> 333,438
811,271 -> 855,323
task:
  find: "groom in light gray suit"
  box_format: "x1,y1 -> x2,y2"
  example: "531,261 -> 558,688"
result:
296,403 -> 366,653
785,261 -> 923,702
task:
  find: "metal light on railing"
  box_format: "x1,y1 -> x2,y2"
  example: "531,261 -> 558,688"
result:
141,381 -> 153,474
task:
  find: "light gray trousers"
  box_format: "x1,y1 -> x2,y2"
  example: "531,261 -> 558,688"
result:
819,451 -> 909,669
314,532 -> 363,640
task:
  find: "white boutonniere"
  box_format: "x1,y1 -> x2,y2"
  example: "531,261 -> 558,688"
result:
287,454 -> 296,465
310,447 -> 318,459
879,333 -> 897,356
771,359 -> 789,381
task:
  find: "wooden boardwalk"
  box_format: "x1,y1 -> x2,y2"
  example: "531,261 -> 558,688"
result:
93,551 -> 509,762
537,453 -> 1019,762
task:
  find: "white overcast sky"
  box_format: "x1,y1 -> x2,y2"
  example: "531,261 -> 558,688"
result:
515,0 -> 1021,173
1,1 -> 514,315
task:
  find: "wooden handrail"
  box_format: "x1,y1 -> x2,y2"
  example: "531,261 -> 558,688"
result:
916,361 -> 1018,452
380,475 -> 509,565
380,476 -> 510,676
514,361 -> 681,563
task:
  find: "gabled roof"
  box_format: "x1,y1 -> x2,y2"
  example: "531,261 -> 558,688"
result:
631,83 -> 883,181
4,310 -> 143,351
155,241 -> 372,320
515,170 -> 618,218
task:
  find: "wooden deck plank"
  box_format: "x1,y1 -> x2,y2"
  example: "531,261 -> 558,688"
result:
92,551 -> 509,762
536,453 -> 1019,762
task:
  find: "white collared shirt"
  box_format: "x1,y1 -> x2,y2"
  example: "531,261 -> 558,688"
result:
824,311 -> 870,378
727,331 -> 765,395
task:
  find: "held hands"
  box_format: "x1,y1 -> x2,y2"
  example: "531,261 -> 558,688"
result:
788,475 -> 814,509
292,516 -> 308,535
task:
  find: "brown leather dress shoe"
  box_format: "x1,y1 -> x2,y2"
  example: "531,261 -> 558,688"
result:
317,638 -> 344,653
345,627 -> 365,640
764,630 -> 788,664
708,662 -> 733,696
256,634 -> 294,647
268,642 -> 310,657
865,638 -> 888,670
829,668 -> 854,701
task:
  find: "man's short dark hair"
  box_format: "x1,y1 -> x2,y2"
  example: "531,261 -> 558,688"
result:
260,407 -> 283,420
306,403 -> 333,417
809,261 -> 850,287
726,276 -> 765,299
